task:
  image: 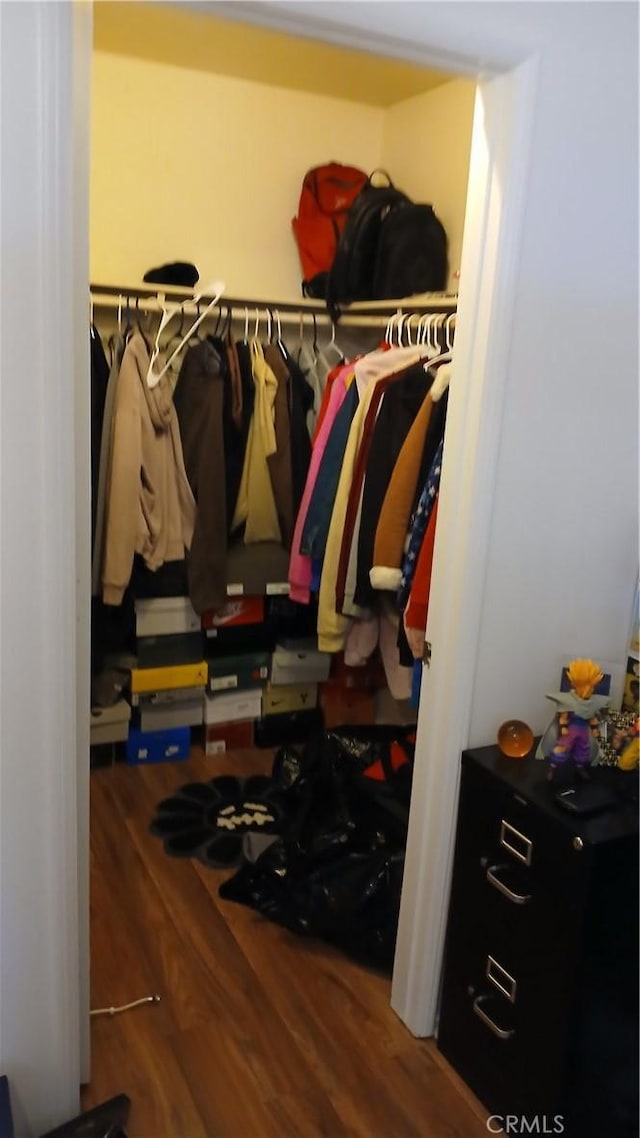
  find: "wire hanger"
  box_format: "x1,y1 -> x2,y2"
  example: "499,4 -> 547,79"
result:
146,280 -> 225,389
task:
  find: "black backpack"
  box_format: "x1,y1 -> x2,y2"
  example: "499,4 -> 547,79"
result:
326,170 -> 448,321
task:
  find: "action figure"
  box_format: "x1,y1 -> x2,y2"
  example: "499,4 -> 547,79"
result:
538,658 -> 610,782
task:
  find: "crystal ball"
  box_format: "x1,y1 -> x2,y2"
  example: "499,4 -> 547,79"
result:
497,719 -> 534,758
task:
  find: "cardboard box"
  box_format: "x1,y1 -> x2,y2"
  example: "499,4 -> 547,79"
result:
204,688 -> 263,726
140,698 -> 204,733
137,631 -> 205,669
204,623 -> 276,656
254,708 -> 324,748
90,698 -> 131,746
319,684 -> 375,729
262,682 -> 318,717
135,596 -> 200,638
131,685 -> 206,708
126,725 -> 191,765
205,720 -> 254,755
131,661 -> 208,695
329,654 -> 387,691
271,642 -> 331,685
208,652 -> 270,693
201,597 -> 265,630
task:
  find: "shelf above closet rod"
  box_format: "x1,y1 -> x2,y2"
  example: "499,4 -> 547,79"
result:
89,282 -> 458,324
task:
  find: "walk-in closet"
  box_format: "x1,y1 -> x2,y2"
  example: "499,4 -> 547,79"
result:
82,2 -> 482,1132
2,1 -> 636,1135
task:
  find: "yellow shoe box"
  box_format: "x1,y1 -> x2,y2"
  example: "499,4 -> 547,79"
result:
262,682 -> 318,717
131,661 -> 208,695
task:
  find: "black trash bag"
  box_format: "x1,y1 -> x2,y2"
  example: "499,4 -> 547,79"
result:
220,725 -> 414,972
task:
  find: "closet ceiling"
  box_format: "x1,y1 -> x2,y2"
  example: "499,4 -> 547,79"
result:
93,1 -> 451,107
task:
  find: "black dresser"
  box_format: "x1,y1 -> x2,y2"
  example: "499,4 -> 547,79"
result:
437,745 -> 638,1138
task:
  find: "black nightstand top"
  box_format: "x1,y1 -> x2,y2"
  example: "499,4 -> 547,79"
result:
462,744 -> 639,847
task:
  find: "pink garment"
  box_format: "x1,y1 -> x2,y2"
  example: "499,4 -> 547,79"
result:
288,362 -> 354,603
344,602 -> 412,701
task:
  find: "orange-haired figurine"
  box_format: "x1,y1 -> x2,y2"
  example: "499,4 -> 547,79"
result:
539,658 -> 611,781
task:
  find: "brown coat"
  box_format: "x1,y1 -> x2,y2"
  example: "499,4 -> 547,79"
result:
264,344 -> 294,549
102,333 -> 195,606
173,339 -> 228,616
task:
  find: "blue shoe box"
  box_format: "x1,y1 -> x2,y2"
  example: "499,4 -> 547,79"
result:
126,725 -> 191,765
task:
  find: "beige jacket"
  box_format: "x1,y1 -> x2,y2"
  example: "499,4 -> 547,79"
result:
102,333 -> 195,605
232,340 -> 281,544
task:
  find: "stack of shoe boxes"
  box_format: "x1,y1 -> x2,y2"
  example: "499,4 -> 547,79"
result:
127,597 -> 206,764
256,637 -> 329,746
120,588 -> 383,764
203,596 -> 271,755
318,654 -> 387,727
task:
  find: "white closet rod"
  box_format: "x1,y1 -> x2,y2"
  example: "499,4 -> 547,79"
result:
89,283 -> 457,329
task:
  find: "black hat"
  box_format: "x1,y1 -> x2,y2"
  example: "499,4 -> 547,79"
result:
143,262 -> 199,288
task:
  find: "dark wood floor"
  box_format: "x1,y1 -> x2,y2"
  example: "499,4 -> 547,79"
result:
82,746 -> 488,1137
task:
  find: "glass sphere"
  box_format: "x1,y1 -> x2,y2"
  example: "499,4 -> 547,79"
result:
497,719 -> 534,758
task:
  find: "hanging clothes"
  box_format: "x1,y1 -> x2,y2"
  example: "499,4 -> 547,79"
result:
397,437 -> 443,613
91,331 -> 126,597
276,341 -> 314,517
102,331 -> 195,606
300,380 -> 359,560
403,496 -> 440,660
264,344 -> 295,549
351,364 -> 432,611
232,340 -> 281,544
336,370 -> 407,617
227,337 -> 256,533
317,355 -> 423,652
288,360 -> 355,604
90,324 -> 110,550
370,377 -> 448,592
173,337 -> 228,616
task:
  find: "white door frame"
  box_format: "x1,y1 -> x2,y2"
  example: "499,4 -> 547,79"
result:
0,2 -> 541,1127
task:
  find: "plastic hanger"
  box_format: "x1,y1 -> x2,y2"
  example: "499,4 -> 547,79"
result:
146,280 -> 225,388
324,318 -> 344,362
162,306 -> 186,355
430,362 -> 452,402
117,295 -> 123,334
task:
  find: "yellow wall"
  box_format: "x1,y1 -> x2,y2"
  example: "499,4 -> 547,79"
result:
382,79 -> 476,292
91,54 -> 475,299
90,51 -> 384,294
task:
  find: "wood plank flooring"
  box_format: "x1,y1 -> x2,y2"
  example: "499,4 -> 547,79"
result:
82,747 -> 488,1137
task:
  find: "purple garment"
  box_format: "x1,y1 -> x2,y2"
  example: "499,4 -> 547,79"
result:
551,717 -> 592,765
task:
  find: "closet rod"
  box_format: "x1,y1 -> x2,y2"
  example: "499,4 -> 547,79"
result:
89,282 -> 458,322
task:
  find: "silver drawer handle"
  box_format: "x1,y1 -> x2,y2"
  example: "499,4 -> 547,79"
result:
487,955 -> 517,1003
473,994 -> 515,1041
500,819 -> 533,865
486,864 -> 531,905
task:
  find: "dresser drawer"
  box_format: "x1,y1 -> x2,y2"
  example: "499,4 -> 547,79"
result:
438,747 -> 639,1136
438,953 -> 566,1120
447,757 -> 590,963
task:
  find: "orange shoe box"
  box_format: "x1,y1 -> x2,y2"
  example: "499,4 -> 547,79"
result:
204,720 -> 255,756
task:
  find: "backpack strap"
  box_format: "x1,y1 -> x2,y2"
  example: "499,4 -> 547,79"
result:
369,169 -> 395,187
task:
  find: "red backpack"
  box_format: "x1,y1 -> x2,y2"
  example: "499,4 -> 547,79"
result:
291,162 -> 368,299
